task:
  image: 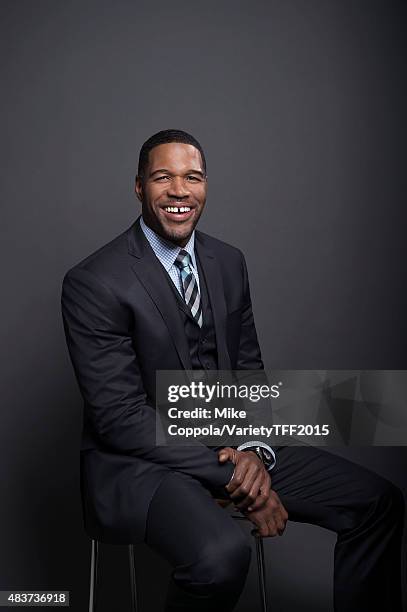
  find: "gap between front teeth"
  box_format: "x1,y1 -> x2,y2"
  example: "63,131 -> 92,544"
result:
165,206 -> 191,213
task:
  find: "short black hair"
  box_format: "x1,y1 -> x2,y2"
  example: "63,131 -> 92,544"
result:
137,129 -> 207,178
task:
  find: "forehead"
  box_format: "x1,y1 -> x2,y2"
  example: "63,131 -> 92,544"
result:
147,142 -> 203,172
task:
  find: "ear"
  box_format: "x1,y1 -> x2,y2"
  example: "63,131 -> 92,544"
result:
135,175 -> 143,202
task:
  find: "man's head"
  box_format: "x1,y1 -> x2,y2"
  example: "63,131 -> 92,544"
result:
135,129 -> 207,247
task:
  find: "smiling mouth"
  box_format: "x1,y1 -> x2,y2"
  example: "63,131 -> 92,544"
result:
162,205 -> 194,219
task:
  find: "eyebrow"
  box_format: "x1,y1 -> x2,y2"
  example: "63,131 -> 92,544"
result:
149,168 -> 205,178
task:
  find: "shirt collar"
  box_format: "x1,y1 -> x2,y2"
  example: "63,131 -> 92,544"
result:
139,216 -> 197,272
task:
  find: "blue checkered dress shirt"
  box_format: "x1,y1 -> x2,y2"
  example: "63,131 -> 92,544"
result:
140,217 -> 200,296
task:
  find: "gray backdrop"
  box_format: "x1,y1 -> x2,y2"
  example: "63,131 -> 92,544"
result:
1,1 -> 406,610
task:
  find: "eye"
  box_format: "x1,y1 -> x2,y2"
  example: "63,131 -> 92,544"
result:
155,175 -> 170,182
186,175 -> 200,182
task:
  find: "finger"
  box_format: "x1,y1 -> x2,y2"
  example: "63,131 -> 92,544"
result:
247,489 -> 269,512
231,462 -> 261,498
235,471 -> 264,510
264,498 -> 287,536
275,512 -> 287,533
225,462 -> 250,494
225,451 -> 262,495
218,447 -> 234,463
277,521 -> 287,536
246,472 -> 271,511
275,500 -> 289,523
278,505 -> 288,521
256,521 -> 269,538
228,463 -> 260,501
266,519 -> 279,537
280,505 -> 289,522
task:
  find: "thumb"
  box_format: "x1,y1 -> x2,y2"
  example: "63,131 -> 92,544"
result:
218,451 -> 228,462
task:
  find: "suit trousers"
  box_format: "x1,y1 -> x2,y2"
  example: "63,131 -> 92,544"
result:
144,446 -> 405,612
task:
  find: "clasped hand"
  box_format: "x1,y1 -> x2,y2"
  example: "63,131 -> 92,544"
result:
218,447 -> 288,537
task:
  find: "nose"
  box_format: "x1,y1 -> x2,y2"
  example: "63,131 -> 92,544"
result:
167,176 -> 189,199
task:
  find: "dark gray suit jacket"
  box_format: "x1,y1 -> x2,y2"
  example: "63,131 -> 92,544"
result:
61,217 -> 263,542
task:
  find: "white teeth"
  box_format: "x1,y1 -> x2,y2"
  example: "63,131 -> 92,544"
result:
164,206 -> 191,213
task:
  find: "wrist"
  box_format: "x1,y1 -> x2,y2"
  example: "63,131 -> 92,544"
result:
237,441 -> 276,471
245,450 -> 262,462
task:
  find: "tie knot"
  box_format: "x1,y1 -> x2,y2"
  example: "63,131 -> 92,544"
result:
174,249 -> 192,270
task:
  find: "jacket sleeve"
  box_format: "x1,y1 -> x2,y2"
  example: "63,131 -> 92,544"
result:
233,253 -> 277,461
61,266 -> 234,495
237,251 -> 264,370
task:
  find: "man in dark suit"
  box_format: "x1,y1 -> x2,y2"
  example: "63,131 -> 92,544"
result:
62,130 -> 404,611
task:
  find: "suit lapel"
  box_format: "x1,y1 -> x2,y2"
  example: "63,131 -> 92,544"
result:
195,234 -> 232,370
127,219 -> 192,370
127,219 -> 232,371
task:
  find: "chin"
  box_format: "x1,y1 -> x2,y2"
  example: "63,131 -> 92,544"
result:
165,229 -> 190,245
161,223 -> 194,245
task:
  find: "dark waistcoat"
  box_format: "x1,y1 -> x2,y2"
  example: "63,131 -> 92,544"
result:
163,253 -> 218,370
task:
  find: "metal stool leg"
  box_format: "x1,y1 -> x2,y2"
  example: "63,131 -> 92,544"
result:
128,545 -> 139,612
232,515 -> 270,611
89,539 -> 99,612
254,531 -> 268,612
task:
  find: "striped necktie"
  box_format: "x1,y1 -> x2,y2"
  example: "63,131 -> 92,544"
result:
174,250 -> 203,327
